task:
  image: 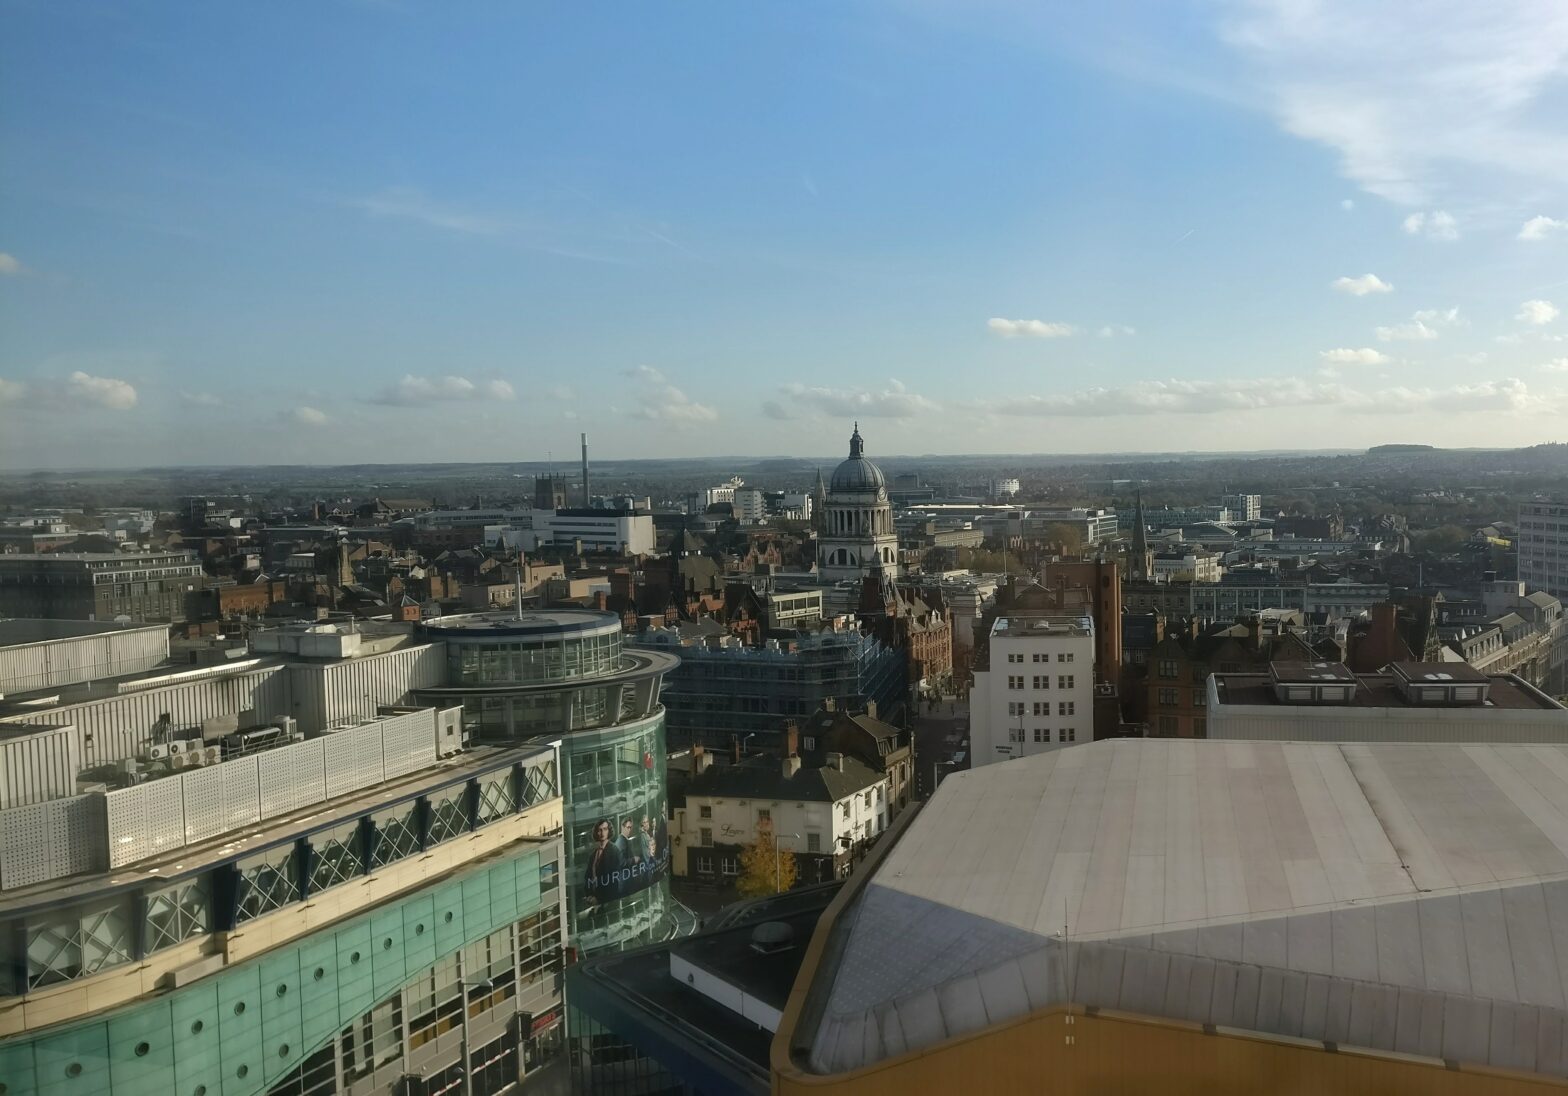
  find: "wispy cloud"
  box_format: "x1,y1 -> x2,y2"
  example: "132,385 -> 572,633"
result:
1519,215 -> 1568,241
625,365 -> 717,424
1377,308 -> 1462,341
1332,273 -> 1393,296
351,187 -> 515,236
179,391 -> 225,408
1097,325 -> 1137,338
291,406 -> 329,427
1541,358 -> 1568,373
1401,210 -> 1458,241
988,317 -> 1077,338
1518,299 -> 1561,325
995,376 -> 1551,417
0,252 -> 23,276
777,378 -> 938,418
1216,2 -> 1568,206
1320,347 -> 1391,365
368,374 -> 516,406
0,371 -> 139,412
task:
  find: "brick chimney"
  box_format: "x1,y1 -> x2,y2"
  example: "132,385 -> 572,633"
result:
823,696 -> 836,712
782,721 -> 800,760
731,735 -> 742,765
863,700 -> 877,720
593,590 -> 608,611
691,745 -> 707,774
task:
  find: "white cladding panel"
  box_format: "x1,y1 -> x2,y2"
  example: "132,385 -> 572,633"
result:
220,754 -> 261,831
2,665 -> 290,767
0,723 -> 80,809
324,723 -> 386,799
257,738 -> 326,819
105,777 -> 187,868
0,794 -> 105,888
382,708 -> 439,779
288,642 -> 446,731
0,625 -> 168,694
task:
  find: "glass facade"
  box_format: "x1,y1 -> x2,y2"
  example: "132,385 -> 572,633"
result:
415,611 -> 679,959
561,713 -> 670,954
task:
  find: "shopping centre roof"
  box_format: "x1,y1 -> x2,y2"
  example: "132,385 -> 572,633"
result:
806,738 -> 1568,1078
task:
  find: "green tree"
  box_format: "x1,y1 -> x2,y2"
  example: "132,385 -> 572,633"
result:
737,828 -> 797,897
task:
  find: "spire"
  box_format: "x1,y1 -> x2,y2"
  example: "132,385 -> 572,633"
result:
849,422 -> 863,458
1131,489 -> 1151,582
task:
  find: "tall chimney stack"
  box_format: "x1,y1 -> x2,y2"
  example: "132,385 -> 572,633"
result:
580,433 -> 591,508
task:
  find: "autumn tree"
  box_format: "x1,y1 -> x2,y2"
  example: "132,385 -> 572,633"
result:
736,828 -> 797,897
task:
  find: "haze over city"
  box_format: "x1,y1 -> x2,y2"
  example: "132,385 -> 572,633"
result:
3,1 -> 1567,468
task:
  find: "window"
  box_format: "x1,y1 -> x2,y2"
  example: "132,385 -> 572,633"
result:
1032,675 -> 1046,689
699,827 -> 713,846
720,856 -> 739,876
1032,653 -> 1044,662
1193,718 -> 1207,738
1158,688 -> 1178,705
1033,728 -> 1047,742
1007,652 -> 1024,663
1058,701 -> 1075,716
807,832 -> 821,852
841,802 -> 851,818
1058,652 -> 1074,663
1033,701 -> 1048,716
803,735 -> 816,750
1157,716 -> 1178,737
1008,675 -> 1023,689
864,791 -> 873,808
1058,675 -> 1074,689
757,807 -> 771,824
695,855 -> 714,874
699,804 -> 712,819
1059,728 -> 1076,742
1009,727 -> 1024,743
1008,701 -> 1025,716
1158,659 -> 1179,679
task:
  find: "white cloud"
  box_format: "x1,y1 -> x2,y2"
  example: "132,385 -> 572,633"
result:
778,378 -> 939,418
0,372 -> 139,412
1216,2 -> 1568,206
1518,299 -> 1561,325
995,376 -> 1552,417
0,253 -> 22,276
352,187 -> 511,236
987,317 -> 1077,338
1376,308 -> 1462,342
761,399 -> 795,420
1541,358 -> 1568,373
292,406 -> 329,427
1320,347 -> 1391,365
1332,273 -> 1393,296
1097,325 -> 1137,337
1340,199 -> 1356,211
1519,215 -> 1568,240
369,374 -> 516,405
626,366 -> 717,424
179,391 -> 224,408
63,372 -> 137,410
1401,210 -> 1458,240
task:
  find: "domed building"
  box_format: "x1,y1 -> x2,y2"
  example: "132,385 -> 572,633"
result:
817,424 -> 900,584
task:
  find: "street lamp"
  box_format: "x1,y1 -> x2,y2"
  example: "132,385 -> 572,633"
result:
774,832 -> 802,894
457,977 -> 493,1096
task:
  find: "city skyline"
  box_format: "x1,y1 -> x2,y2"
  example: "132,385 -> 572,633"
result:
3,2 -> 1567,468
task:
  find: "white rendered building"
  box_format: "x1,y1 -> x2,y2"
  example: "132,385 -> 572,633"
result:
970,613 -> 1095,766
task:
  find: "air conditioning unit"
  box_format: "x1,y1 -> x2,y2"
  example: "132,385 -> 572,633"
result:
147,743 -> 170,761
171,753 -> 193,769
204,746 -> 223,765
167,739 -> 186,756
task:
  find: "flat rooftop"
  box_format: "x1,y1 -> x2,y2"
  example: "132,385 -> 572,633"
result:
991,614 -> 1092,639
0,618 -> 166,647
417,608 -> 621,638
1213,671 -> 1561,710
802,738 -> 1568,1077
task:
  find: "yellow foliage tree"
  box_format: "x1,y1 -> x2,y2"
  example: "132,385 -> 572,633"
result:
737,828 -> 796,897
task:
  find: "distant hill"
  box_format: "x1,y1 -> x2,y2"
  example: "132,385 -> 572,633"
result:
1367,444 -> 1438,454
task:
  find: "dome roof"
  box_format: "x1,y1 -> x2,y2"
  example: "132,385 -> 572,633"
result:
829,424 -> 886,492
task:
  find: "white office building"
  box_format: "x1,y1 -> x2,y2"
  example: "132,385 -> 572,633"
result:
1222,493 -> 1262,521
1520,498 -> 1568,601
970,614 -> 1095,766
733,488 -> 768,525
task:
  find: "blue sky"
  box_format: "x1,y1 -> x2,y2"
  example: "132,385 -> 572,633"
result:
2,1 -> 1567,467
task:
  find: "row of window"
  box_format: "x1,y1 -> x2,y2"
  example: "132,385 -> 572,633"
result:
1007,728 -> 1077,743
1006,675 -> 1076,689
1008,701 -> 1075,716
1005,652 -> 1076,663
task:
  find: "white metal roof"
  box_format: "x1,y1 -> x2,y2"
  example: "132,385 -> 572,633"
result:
808,738 -> 1568,1077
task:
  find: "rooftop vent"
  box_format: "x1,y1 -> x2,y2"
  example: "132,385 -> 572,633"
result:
750,921 -> 796,955
1389,661 -> 1490,707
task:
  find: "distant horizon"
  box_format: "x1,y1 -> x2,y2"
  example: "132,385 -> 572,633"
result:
0,442 -> 1549,478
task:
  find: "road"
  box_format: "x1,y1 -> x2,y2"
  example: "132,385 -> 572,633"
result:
911,694 -> 970,800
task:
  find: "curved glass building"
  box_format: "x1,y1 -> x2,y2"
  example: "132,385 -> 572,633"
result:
415,610 -> 680,955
